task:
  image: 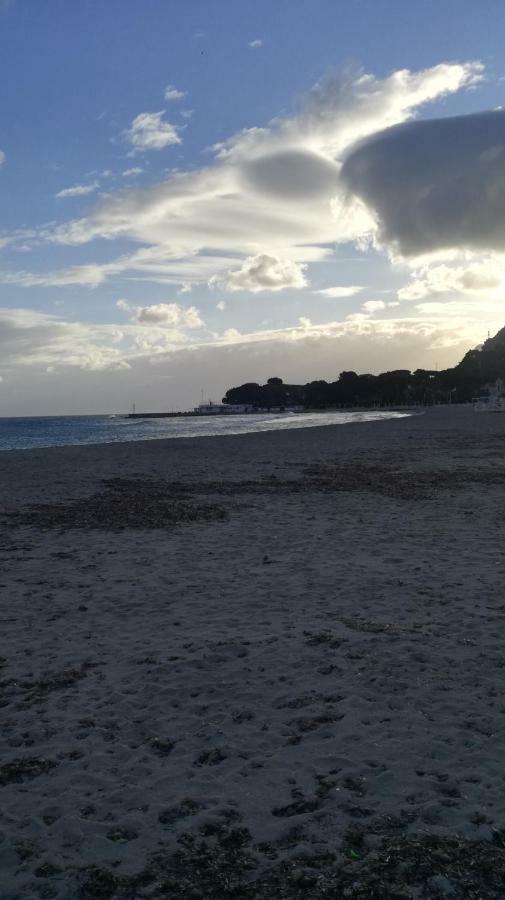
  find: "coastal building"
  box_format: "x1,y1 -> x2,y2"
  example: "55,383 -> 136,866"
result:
193,401 -> 304,415
194,401 -> 256,414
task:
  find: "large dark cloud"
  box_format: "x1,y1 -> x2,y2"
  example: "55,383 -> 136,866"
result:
341,109 -> 505,256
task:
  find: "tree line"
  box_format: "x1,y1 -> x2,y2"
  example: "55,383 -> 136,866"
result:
222,326 -> 505,408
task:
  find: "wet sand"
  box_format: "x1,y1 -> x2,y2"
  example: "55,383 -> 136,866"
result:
2,405 -> 505,898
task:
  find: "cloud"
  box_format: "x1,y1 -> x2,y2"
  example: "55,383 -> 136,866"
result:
0,61 -> 483,293
216,254 -> 308,293
122,167 -> 144,177
0,302 -> 205,380
216,300 -> 226,311
0,320 -> 474,416
249,39 -> 263,48
0,298 -> 497,415
164,84 -> 186,101
398,259 -> 504,300
0,263 -> 114,287
242,148 -> 340,199
315,285 -> 364,298
0,307 -> 131,371
0,150 -> 5,168
215,62 -> 481,163
362,299 -> 386,313
341,107 -> 505,258
56,181 -> 99,199
129,302 -> 203,328
124,111 -> 181,153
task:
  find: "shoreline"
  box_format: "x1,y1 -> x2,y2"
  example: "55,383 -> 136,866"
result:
0,408 -> 415,454
3,405 -> 505,898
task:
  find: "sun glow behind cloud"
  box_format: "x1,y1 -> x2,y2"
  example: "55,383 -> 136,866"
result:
1,56 -> 504,409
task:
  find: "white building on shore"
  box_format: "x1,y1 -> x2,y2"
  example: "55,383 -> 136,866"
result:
194,401 -> 304,415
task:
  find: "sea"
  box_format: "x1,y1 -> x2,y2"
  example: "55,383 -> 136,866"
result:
0,410 -> 411,452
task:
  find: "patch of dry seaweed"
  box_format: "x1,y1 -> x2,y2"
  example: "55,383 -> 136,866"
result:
70,821 -> 505,899
147,460 -> 505,502
0,756 -> 58,786
1,664 -> 93,708
5,456 -> 505,533
4,478 -> 228,531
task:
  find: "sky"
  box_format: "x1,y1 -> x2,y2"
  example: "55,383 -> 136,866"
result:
2,0 -> 505,414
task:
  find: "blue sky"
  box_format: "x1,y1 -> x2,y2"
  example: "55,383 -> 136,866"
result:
2,0 -> 505,413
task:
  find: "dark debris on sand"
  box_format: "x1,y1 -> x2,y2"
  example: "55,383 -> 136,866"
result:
0,756 -> 58,786
3,477 -> 228,531
71,819 -> 505,899
5,456 -> 505,532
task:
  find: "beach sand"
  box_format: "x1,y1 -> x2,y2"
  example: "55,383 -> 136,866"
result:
2,405 -> 505,898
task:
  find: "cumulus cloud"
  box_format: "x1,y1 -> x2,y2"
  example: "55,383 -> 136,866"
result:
56,181 -> 99,199
315,285 -> 364,298
249,39 -> 263,48
341,107 -> 505,258
164,84 -> 186,101
362,299 -> 386,313
124,111 -> 181,153
398,259 -> 504,300
216,254 -> 308,293
129,302 -> 203,328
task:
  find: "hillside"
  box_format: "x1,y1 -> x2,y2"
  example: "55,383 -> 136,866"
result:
222,327 -> 505,408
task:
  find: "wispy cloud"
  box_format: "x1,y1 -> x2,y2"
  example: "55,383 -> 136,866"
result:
1,61 -> 485,298
122,167 -> 144,177
56,181 -> 99,199
0,303 -> 486,381
249,39 -> 263,49
0,150 -> 5,168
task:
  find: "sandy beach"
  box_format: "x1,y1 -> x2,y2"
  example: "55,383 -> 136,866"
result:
2,405 -> 505,899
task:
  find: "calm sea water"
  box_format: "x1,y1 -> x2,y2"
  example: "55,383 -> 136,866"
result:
0,410 -> 411,452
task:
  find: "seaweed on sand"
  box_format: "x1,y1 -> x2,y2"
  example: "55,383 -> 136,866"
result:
4,477 -> 228,531
71,820 -> 505,899
0,756 -> 58,786
6,456 -> 505,533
